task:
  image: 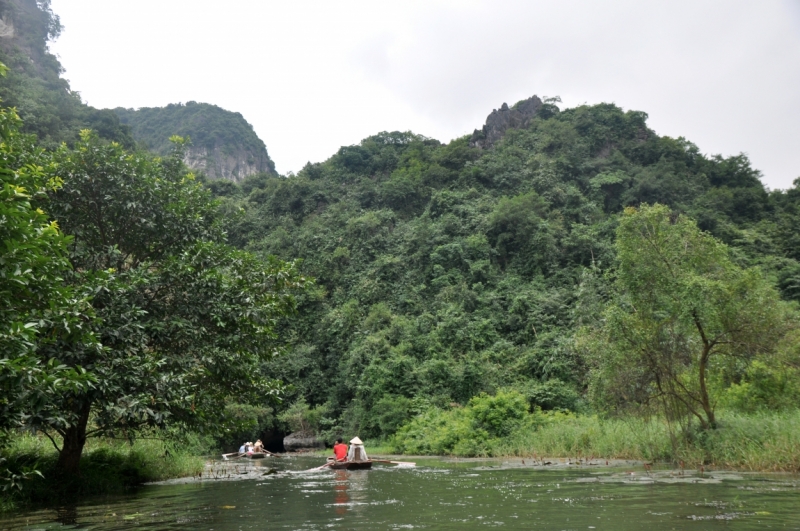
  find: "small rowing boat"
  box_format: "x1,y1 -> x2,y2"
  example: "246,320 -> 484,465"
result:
330,460 -> 373,470
221,450 -> 281,460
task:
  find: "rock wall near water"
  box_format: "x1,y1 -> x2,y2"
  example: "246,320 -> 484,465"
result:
283,432 -> 325,452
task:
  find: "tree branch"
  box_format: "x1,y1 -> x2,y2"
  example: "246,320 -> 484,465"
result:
41,429 -> 62,453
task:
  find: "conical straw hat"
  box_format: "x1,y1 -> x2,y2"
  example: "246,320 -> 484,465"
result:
350,436 -> 363,445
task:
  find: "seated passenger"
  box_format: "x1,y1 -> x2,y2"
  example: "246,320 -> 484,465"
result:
346,437 -> 368,462
333,438 -> 348,461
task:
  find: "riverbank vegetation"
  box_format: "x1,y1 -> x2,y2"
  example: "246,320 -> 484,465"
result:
1,432 -> 206,510
389,396 -> 800,471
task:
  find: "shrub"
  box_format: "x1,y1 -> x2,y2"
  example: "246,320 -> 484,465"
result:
278,400 -> 329,434
468,390 -> 528,437
391,390 -> 529,455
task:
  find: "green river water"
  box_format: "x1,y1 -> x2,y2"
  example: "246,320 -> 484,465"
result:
2,456 -> 799,530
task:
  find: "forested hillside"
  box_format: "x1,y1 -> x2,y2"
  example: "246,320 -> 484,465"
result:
0,0 -> 273,181
115,102 -> 275,181
215,97 -> 800,441
0,0 -> 133,147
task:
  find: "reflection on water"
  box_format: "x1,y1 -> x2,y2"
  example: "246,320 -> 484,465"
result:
2,457 -> 799,530
333,469 -> 349,515
54,506 -> 77,526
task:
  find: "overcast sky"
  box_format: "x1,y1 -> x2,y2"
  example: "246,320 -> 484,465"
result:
49,0 -> 800,189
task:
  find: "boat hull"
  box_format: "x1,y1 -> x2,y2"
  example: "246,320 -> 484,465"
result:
248,452 -> 268,459
330,461 -> 373,470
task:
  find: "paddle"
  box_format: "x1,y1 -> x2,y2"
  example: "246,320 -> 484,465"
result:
370,459 -> 416,466
263,450 -> 284,458
305,461 -> 334,472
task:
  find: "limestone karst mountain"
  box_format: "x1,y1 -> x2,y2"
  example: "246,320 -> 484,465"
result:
115,103 -> 275,181
0,0 -> 275,180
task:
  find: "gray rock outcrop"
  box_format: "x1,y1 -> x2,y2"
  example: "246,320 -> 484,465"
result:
469,95 -> 543,149
283,431 -> 325,452
113,102 -> 276,182
183,144 -> 272,182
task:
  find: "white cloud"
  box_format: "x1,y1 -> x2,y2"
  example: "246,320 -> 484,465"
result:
50,0 -> 800,187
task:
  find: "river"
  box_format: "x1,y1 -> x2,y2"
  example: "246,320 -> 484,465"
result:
2,456 -> 798,530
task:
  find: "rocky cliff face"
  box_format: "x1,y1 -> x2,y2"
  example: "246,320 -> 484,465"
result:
183,144 -> 273,182
470,95 -> 543,149
115,102 -> 275,181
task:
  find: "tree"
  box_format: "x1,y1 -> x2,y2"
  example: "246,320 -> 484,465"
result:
34,132 -> 306,476
586,204 -> 791,429
0,79 -> 95,487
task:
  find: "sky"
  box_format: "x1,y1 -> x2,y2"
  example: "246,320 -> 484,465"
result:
49,0 -> 800,189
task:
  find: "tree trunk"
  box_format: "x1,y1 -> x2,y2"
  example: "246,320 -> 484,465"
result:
55,402 -> 91,477
698,347 -> 716,429
693,313 -> 717,430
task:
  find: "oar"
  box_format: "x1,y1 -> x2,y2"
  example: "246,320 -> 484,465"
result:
264,450 -> 284,458
221,452 -> 244,460
305,461 -> 334,472
370,459 -> 416,466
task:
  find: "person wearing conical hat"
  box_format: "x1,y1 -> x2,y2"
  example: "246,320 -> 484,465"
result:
346,437 -> 368,462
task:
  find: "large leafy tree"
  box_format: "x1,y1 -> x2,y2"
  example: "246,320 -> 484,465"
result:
0,78 -> 95,486
585,204 -> 792,429
35,132 -> 306,476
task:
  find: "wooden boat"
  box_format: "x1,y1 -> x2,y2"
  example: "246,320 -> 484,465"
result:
309,458 -> 414,472
221,450 -> 282,460
330,460 -> 373,470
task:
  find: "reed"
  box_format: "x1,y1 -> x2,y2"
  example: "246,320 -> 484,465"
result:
491,410 -> 800,471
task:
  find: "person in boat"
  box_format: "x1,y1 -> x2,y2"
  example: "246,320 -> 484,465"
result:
245,441 -> 254,455
238,442 -> 247,454
346,437 -> 368,462
333,438 -> 348,461
253,439 -> 264,453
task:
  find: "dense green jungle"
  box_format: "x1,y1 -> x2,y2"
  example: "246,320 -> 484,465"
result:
1,0 -> 800,511
218,103 -> 800,446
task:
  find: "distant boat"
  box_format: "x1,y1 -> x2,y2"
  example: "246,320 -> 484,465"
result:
220,451 -> 280,460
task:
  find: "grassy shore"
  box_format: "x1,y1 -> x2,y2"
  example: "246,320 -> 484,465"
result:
497,410 -> 800,470
1,433 -> 205,511
392,409 -> 800,472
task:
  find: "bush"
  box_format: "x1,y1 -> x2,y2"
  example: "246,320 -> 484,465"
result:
391,390 -> 529,455
391,407 -> 485,456
468,390 -> 528,437
718,360 -> 800,412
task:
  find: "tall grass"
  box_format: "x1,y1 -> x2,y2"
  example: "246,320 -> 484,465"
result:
495,410 -> 800,470
697,410 -> 800,471
1,432 -> 206,511
393,407 -> 800,471
495,415 -> 675,461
